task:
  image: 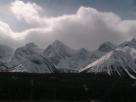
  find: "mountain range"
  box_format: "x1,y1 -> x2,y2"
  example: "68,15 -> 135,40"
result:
0,38 -> 136,78
80,38 -> 136,79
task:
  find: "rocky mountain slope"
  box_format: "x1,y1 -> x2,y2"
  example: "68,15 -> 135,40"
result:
0,38 -> 136,78
43,40 -> 115,72
9,43 -> 56,73
79,38 -> 136,79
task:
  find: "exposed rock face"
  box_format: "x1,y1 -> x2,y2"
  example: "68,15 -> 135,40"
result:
80,46 -> 136,79
10,43 -> 56,73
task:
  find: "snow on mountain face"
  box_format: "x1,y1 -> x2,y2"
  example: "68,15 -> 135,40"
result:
43,40 -> 85,70
57,48 -> 91,70
43,40 -> 95,71
79,47 -> 136,79
88,42 -> 116,64
43,40 -> 76,65
10,64 -> 28,72
43,40 -> 116,71
10,43 -> 56,73
119,38 -> 136,48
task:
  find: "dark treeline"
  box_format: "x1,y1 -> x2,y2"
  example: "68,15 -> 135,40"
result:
0,72 -> 135,102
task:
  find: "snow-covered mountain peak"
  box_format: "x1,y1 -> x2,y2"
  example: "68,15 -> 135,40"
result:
43,40 -> 76,59
46,40 -> 75,54
86,47 -> 135,69
75,48 -> 89,59
117,46 -> 136,60
0,38 -> 135,75
119,38 -> 136,48
98,41 -> 115,52
14,43 -> 42,58
79,48 -> 88,53
131,38 -> 136,43
43,41 -> 74,66
79,47 -> 136,79
25,42 -> 38,48
9,43 -> 56,73
43,40 -> 90,70
52,40 -> 65,48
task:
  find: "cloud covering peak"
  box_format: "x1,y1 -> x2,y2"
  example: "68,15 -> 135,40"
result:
0,0 -> 135,50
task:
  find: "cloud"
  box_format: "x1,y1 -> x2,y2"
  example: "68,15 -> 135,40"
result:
0,20 -> 26,47
23,7 -> 131,49
10,0 -> 45,25
1,0 -> 136,50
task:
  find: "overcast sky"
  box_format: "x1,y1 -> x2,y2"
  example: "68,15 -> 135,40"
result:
0,0 -> 136,50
